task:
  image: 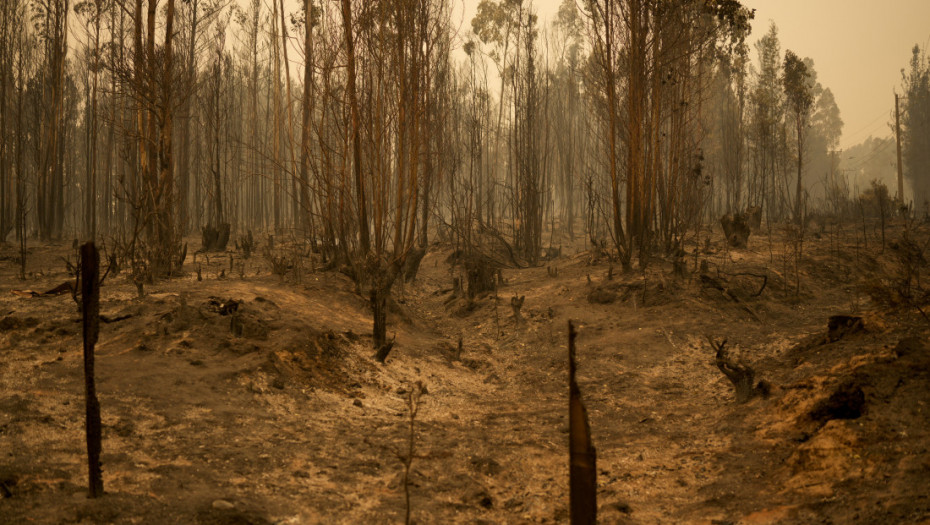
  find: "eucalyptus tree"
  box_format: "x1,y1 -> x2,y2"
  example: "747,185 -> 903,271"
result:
550,0 -> 586,240
783,50 -> 813,224
0,0 -> 14,240
333,0 -> 453,350
582,0 -> 753,267
748,22 -> 784,221
510,2 -> 542,264
33,0 -> 71,241
901,45 -> 930,212
75,0 -> 106,239
471,0 -> 523,232
120,0 -> 180,275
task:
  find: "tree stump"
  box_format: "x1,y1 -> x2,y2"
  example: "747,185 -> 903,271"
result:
201,223 -> 230,251
721,213 -> 751,248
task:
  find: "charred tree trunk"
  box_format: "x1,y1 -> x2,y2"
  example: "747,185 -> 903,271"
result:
371,286 -> 387,351
80,242 -> 103,498
568,321 -> 596,524
340,0 -> 370,254
298,0 -> 315,236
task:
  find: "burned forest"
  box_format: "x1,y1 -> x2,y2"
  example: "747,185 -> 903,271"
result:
1,0 -> 930,523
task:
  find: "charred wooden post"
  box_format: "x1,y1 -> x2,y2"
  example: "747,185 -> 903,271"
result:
80,242 -> 103,498
568,321 -> 597,524
371,287 -> 388,350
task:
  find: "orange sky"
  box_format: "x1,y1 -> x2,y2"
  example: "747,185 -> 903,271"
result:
746,0 -> 930,150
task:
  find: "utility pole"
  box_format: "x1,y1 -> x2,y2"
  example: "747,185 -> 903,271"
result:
895,92 -> 904,203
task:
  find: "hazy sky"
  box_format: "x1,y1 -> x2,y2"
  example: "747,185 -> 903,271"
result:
458,0 -> 930,151
747,0 -> 930,150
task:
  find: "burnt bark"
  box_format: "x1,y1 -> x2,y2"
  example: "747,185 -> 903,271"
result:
371,286 -> 387,350
80,242 -> 103,498
201,223 -> 230,252
568,321 -> 597,524
708,337 -> 767,403
721,212 -> 751,248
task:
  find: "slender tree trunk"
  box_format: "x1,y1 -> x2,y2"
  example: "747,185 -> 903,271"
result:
795,119 -> 803,225
15,12 -> 25,277
179,0 -> 198,237
340,0 -> 370,254
85,1 -> 101,240
271,1 -> 282,233
0,0 -> 8,241
299,0 -> 315,237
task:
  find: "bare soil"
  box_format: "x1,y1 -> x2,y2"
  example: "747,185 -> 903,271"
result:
1,222 -> 929,524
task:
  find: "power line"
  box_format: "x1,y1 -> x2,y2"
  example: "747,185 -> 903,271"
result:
845,136 -> 895,172
843,109 -> 892,145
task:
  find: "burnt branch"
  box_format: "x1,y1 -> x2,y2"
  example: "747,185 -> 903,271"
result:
707,336 -> 769,404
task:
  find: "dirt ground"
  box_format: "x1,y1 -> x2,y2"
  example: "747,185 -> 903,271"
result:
1,220 -> 929,524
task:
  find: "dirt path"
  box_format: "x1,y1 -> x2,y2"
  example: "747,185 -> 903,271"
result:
1,228 -> 929,524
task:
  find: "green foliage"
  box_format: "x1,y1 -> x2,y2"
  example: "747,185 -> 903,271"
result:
812,87 -> 843,151
783,50 -> 814,121
705,0 -> 754,50
472,0 -> 520,48
901,45 -> 930,211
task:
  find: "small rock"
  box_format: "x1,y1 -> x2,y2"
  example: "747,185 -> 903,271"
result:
271,378 -> 285,390
212,499 -> 235,510
353,399 -> 363,408
465,489 -> 493,509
